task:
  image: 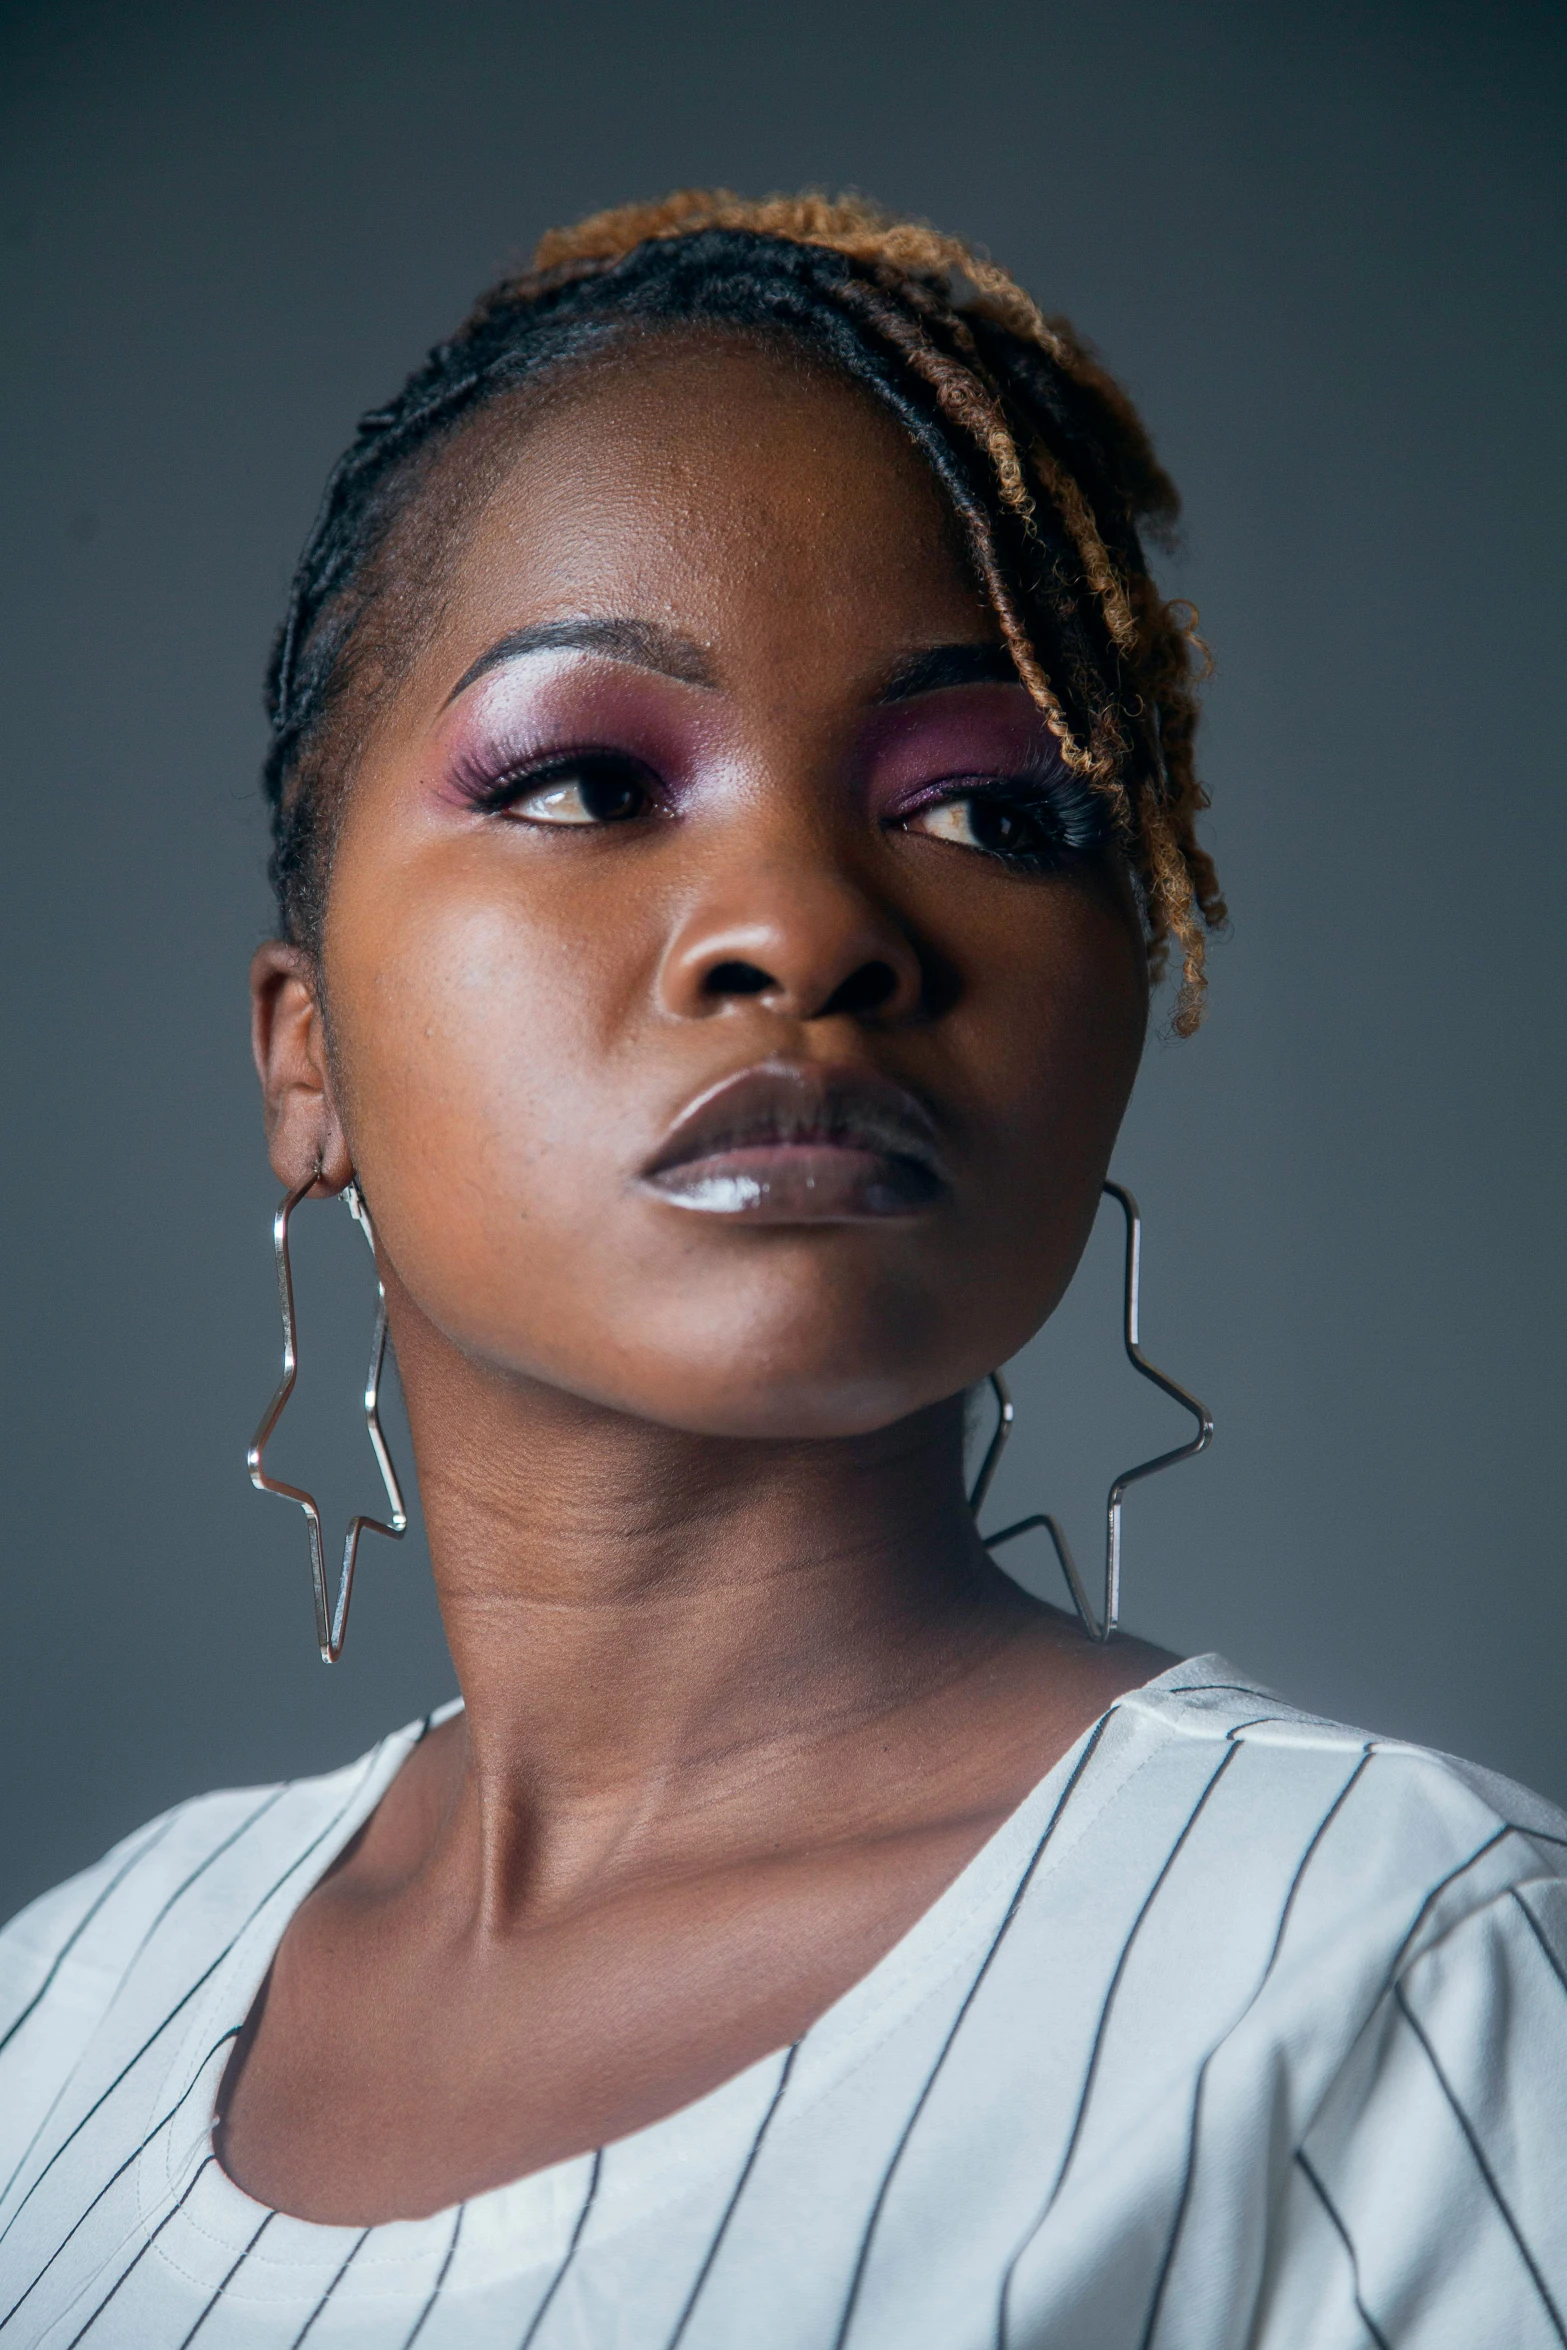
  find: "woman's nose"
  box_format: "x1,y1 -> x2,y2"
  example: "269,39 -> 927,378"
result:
656,856 -> 926,1027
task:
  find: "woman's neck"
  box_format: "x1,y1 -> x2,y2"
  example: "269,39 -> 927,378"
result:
387,1300 -> 1045,1925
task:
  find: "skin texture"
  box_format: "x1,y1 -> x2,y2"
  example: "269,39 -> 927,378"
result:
228,332 -> 1169,2224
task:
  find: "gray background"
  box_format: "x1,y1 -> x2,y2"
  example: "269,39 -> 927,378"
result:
2,0 -> 1562,1922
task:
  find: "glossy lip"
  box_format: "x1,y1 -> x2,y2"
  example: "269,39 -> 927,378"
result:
638,1060 -> 950,1223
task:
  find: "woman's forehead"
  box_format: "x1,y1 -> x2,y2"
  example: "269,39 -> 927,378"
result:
432,339 -> 989,672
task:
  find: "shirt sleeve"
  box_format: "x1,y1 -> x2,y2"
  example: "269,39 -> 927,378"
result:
1256,1866 -> 1567,2348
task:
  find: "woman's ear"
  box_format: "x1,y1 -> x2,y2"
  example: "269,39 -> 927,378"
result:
249,941 -> 354,1194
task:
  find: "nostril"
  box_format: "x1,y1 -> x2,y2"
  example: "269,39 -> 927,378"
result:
704,959 -> 775,998
694,956 -> 905,1015
820,961 -> 899,1018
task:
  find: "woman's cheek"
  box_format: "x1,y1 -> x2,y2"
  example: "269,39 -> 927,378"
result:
330,846 -> 653,1326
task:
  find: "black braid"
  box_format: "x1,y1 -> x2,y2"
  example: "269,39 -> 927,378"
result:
264,226 -> 1169,950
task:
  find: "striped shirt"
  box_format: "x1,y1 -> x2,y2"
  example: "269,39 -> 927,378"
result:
2,1655 -> 1565,2348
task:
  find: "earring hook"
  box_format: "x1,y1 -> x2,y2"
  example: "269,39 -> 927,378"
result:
971,1180 -> 1212,1642
247,1172 -> 409,1663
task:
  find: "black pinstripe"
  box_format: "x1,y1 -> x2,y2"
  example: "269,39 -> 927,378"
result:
0,1965 -> 244,2258
1394,1979 -> 1567,2343
1379,1828 -> 1511,1990
1294,2150 -> 1392,2350
0,1814 -> 178,2060
0,1786 -> 289,2213
1138,1744 -> 1375,2348
517,2149 -> 602,2350
177,2209 -> 275,2348
53,2153 -> 215,2350
402,2203 -> 465,2350
1148,1684 -> 1280,1701
995,1735 -> 1248,2349
0,1752 -> 392,2344
833,1711 -> 1118,2350
0,2030 -> 239,2336
1043,1728 -> 1268,2207
290,2224 -> 370,2347
120,1790 -> 292,1989
1513,1890 -> 1567,1997
0,1745 -> 386,2247
666,2041 -> 800,2350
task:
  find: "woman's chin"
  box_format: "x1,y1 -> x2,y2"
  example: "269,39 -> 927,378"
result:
395,1247 -> 995,1443
448,1332 -> 966,1444
592,1358 -> 961,1443
623,1374 -> 951,1446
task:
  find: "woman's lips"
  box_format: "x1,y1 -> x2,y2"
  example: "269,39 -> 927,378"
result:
647,1143 -> 939,1219
639,1060 -> 950,1222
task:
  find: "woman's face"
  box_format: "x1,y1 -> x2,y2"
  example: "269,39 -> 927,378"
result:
296,334 -> 1148,1439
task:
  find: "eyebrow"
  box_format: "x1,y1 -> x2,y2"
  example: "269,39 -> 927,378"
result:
444,617 -> 719,706
874,643 -> 1021,701
444,623 -> 1021,710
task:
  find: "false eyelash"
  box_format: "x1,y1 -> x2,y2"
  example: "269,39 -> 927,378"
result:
446,742 -> 647,814
903,766 -> 1117,866
999,770 -> 1114,856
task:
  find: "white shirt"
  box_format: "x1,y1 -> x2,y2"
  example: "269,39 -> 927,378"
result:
2,1655 -> 1565,2349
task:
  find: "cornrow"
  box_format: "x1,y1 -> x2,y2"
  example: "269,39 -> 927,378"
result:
266,188 -> 1225,1030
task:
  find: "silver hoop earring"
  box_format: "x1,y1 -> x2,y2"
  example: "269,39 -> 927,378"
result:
247,1174 -> 408,1663
968,1180 -> 1212,1643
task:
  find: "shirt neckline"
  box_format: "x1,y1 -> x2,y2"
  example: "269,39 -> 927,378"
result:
148,1652 -> 1247,2279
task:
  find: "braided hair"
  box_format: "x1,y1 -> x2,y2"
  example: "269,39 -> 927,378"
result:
265,189 -> 1225,1031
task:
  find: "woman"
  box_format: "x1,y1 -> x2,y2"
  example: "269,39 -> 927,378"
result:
1,190 -> 1563,2349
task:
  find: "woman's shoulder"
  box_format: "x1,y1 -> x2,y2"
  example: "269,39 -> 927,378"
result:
0,1711 -> 436,2080
1115,1654 -> 1567,1980
1111,1666 -> 1567,2336
1128,1654 -> 1567,1848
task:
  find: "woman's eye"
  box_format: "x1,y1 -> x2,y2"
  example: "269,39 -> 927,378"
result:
905,791 -> 1058,862
505,755 -> 651,825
